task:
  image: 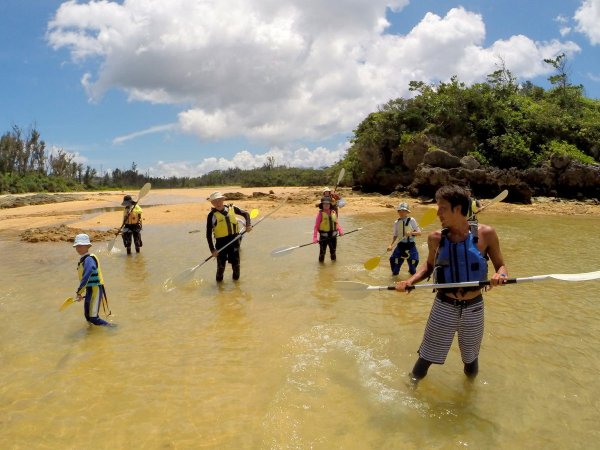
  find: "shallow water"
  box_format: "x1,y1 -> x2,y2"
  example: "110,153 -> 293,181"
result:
1,206 -> 599,449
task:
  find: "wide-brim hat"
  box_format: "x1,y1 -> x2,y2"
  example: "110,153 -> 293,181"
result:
396,202 -> 410,212
207,191 -> 226,202
73,233 -> 92,247
121,195 -> 134,206
322,187 -> 331,193
320,197 -> 332,204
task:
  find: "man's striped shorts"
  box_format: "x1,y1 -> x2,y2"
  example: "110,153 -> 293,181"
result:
418,294 -> 484,364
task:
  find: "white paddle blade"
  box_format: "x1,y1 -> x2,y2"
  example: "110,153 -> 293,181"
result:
494,189 -> 509,203
137,182 -> 152,201
107,238 -> 117,253
549,270 -> 600,282
271,246 -> 297,257
337,168 -> 345,185
165,267 -> 197,291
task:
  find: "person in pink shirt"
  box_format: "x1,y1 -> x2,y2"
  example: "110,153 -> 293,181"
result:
313,197 -> 344,262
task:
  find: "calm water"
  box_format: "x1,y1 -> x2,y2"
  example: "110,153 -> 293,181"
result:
1,207 -> 599,449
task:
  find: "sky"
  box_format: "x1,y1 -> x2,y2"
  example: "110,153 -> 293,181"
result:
1,0 -> 599,178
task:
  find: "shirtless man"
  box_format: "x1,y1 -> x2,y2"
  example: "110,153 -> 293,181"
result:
395,184 -> 508,382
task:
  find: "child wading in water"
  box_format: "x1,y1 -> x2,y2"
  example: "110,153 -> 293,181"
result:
313,197 -> 343,262
387,202 -> 421,276
73,233 -> 111,326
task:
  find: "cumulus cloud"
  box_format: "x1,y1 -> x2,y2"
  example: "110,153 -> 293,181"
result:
147,144 -> 347,178
47,1 -> 581,149
574,0 -> 600,45
47,145 -> 88,165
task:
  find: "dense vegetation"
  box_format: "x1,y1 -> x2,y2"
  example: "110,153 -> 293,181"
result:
2,54 -> 598,196
0,127 -> 331,193
343,55 -> 600,192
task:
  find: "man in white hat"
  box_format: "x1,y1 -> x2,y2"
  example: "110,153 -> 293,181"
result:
387,202 -> 422,276
206,192 -> 252,282
73,233 -> 110,326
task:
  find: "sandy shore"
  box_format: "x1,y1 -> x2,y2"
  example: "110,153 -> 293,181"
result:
1,186 -> 598,242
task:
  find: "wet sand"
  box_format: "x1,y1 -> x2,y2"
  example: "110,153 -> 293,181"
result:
1,186 -> 598,242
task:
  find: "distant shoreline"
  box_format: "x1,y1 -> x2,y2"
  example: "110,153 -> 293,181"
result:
1,187 -> 599,243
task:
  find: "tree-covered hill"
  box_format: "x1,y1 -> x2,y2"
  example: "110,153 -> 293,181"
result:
343,55 -> 600,201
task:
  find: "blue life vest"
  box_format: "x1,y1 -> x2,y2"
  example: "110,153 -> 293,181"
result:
434,229 -> 488,288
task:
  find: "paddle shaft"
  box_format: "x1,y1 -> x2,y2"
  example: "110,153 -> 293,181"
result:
275,227 -> 362,254
207,197 -> 288,258
368,276 -> 571,291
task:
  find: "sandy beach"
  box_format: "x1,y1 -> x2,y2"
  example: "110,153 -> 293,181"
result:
1,186 -> 599,242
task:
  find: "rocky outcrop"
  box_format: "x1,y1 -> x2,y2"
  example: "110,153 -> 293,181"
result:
0,193 -> 82,209
404,156 -> 600,203
422,149 -> 462,168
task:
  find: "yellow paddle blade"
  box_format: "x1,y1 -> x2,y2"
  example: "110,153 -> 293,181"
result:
250,209 -> 259,219
419,207 -> 438,228
363,256 -> 381,271
59,297 -> 75,312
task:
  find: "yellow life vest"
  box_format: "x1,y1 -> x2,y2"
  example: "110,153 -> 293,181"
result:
213,205 -> 239,238
77,253 -> 105,294
124,204 -> 143,225
467,199 -> 478,221
318,211 -> 338,233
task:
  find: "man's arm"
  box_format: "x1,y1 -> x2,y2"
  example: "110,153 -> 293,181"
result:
206,211 -> 216,252
480,224 -> 508,287
233,206 -> 251,229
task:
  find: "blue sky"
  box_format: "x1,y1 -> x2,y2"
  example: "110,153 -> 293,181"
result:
1,0 -> 599,178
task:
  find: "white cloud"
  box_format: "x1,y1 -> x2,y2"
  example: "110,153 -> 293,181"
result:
560,27 -> 572,37
574,0 -> 600,45
555,14 -> 570,24
47,1 -> 581,148
147,144 -> 347,178
47,145 -> 88,165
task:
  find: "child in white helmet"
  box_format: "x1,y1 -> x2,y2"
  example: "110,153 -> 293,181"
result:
387,202 -> 421,276
73,233 -> 111,326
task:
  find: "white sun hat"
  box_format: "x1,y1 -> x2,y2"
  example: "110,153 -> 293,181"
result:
396,202 -> 410,212
207,191 -> 226,201
73,233 -> 92,247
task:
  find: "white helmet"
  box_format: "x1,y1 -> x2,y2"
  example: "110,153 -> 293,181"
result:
396,202 -> 410,212
73,233 -> 92,247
